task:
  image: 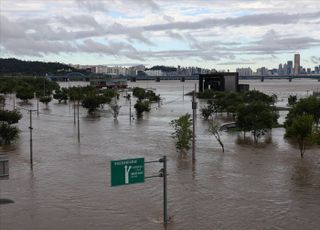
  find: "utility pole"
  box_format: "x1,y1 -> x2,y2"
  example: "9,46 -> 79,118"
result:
73,101 -> 76,125
37,99 -> 39,116
77,101 -> 80,143
192,84 -> 197,163
182,85 -> 184,101
163,155 -> 167,225
28,109 -> 37,170
129,95 -> 132,123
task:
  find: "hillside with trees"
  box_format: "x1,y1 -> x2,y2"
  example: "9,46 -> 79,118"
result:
0,58 -> 76,76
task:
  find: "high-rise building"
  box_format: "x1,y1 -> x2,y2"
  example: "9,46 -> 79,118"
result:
287,61 -> 293,75
294,54 -> 300,75
278,64 -> 283,75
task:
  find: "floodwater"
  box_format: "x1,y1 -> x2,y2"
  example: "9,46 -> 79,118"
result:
1,79 -> 320,230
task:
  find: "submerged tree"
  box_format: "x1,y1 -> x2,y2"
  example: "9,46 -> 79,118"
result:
236,102 -> 275,143
285,115 -> 314,158
0,122 -> 19,145
16,87 -> 34,103
0,110 -> 22,145
39,96 -> 52,109
208,121 -> 224,152
170,114 -> 193,156
134,100 -> 150,118
0,110 -> 22,124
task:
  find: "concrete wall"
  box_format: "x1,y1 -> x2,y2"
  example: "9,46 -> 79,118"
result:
224,74 -> 237,91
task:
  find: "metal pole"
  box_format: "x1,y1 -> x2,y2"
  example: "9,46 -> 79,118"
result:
129,96 -> 132,122
192,84 -> 197,163
77,101 -> 80,143
29,110 -> 33,170
43,77 -> 46,96
163,155 -> 167,225
37,99 -> 39,116
73,101 -> 76,125
183,85 -> 184,101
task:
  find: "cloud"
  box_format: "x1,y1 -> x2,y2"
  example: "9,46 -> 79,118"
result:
311,56 -> 320,64
217,62 -> 255,65
237,30 -> 320,54
143,11 -> 320,31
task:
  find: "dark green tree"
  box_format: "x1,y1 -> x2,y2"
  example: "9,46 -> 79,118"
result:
170,114 -> 193,155
0,123 -> 19,145
134,100 -> 150,118
236,102 -> 275,143
16,87 -> 34,102
288,95 -> 297,106
285,115 -> 314,158
0,110 -> 22,124
39,96 -> 52,109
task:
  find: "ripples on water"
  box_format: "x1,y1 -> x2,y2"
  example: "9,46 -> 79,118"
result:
1,80 -> 320,230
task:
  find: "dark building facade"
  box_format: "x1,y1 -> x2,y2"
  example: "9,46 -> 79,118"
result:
199,72 -> 241,92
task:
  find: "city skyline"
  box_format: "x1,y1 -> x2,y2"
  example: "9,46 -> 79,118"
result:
1,0 -> 320,71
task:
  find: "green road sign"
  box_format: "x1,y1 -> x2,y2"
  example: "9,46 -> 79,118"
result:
111,158 -> 144,186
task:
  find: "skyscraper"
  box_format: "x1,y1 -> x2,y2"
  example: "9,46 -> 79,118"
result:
287,61 -> 293,75
294,54 -> 300,75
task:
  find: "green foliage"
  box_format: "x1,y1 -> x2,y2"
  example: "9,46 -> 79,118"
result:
285,115 -> 314,157
53,88 -> 68,103
0,58 -> 75,75
201,100 -> 218,119
133,87 -> 146,100
0,77 -> 59,99
39,96 -> 52,105
285,96 -> 320,127
16,87 -> 34,102
133,87 -> 160,102
0,78 -> 18,94
145,90 -> 160,102
100,89 -> 117,98
134,100 -> 150,118
67,86 -> 97,102
288,95 -> 297,106
0,110 -> 22,124
236,102 -> 275,143
243,90 -> 277,105
0,123 -> 19,145
170,114 -> 193,153
82,95 -> 102,114
197,89 -> 216,99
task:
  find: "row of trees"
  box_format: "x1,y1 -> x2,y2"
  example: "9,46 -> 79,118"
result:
0,109 -> 22,145
199,90 -> 279,143
171,90 -> 319,158
284,96 -> 320,157
132,87 -> 161,118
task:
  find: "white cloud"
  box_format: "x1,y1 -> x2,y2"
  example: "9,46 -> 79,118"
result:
1,0 -> 320,70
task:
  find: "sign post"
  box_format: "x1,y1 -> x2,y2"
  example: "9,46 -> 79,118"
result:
111,156 -> 168,225
111,158 -> 145,186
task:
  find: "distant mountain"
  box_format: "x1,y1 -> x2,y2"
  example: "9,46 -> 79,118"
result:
0,58 -> 76,76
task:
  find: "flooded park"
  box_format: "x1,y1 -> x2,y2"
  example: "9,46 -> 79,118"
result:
1,79 -> 320,230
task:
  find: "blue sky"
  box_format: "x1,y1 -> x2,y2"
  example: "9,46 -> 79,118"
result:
1,0 -> 320,71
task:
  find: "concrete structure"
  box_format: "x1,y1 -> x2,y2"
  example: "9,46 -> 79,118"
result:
294,54 -> 300,75
199,72 -> 241,92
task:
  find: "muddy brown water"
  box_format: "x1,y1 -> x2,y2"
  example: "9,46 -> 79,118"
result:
1,79 -> 320,230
